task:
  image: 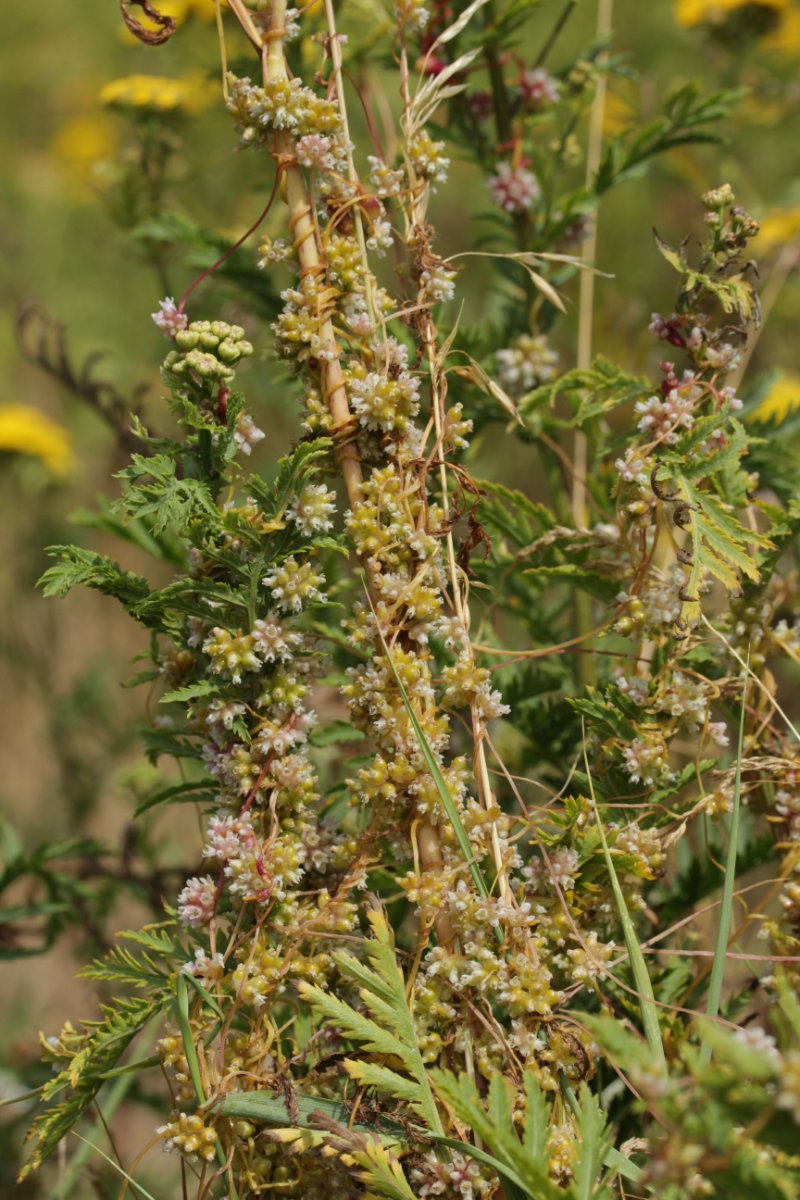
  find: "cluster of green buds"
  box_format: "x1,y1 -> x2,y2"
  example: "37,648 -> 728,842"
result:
162,319 -> 253,391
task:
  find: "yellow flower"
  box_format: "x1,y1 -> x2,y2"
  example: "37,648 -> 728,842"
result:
0,407 -> 73,476
171,0 -> 225,18
763,2 -> 800,52
753,207 -> 800,255
751,374 -> 800,424
99,73 -> 218,116
602,88 -> 637,136
674,0 -> 785,27
51,115 -> 117,181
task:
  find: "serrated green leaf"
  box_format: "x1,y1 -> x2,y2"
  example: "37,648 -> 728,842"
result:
38,546 -> 151,605
299,910 -> 443,1135
159,679 -> 220,705
345,1060 -> 422,1107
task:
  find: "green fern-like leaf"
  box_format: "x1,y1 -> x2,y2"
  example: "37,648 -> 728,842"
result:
38,546 -> 151,605
81,926 -> 176,989
248,437 -> 332,521
570,1085 -> 613,1200
21,993 -> 165,1178
429,1068 -> 560,1200
674,475 -> 773,620
351,1142 -> 418,1200
115,453 -> 218,536
298,909 -> 443,1135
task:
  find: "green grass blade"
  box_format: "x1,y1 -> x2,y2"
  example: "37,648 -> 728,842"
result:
211,1088 -> 403,1140
69,1133 -> 158,1200
603,1146 -> 642,1184
174,973 -> 239,1198
582,727 -> 666,1071
174,972 -> 206,1105
700,648 -> 750,1066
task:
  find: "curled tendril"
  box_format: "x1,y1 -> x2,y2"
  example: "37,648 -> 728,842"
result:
650,465 -> 679,503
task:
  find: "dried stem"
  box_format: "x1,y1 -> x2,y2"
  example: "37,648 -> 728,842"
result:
245,0 -> 455,947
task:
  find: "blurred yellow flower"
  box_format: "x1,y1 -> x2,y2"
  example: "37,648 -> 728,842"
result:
674,0 -> 786,26
100,73 -> 219,116
752,374 -> 800,424
674,0 -> 800,52
602,89 -> 637,136
51,115 -> 117,181
763,2 -> 800,52
0,407 -> 73,476
163,0 -> 221,18
754,207 -> 800,254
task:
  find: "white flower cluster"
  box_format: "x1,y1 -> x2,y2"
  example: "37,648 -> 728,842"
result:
348,366 -> 421,433
635,373 -> 702,444
496,332 -> 559,397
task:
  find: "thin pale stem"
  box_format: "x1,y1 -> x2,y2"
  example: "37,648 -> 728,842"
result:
571,0 -> 613,688
323,0 -> 378,325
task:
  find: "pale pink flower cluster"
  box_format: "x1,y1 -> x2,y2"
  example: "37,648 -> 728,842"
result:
254,711 -> 316,757
206,699 -> 246,732
251,614 -> 302,662
520,67 -> 560,107
203,813 -> 257,862
151,297 -> 188,338
634,376 -> 701,444
522,847 -> 579,893
295,133 -> 336,169
614,447 -> 652,485
177,875 -> 217,928
234,413 -> 266,455
487,162 -> 540,213
622,733 -> 672,786
183,948 -> 226,983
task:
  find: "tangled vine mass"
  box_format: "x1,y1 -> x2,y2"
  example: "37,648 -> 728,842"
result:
16,1 -> 800,1198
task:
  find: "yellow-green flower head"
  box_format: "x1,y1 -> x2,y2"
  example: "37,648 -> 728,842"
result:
0,405 -> 73,476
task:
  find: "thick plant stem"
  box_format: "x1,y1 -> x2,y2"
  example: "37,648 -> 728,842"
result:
261,7 -> 363,510
253,0 -> 454,947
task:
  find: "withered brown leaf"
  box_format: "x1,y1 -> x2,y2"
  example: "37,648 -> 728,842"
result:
119,0 -> 177,45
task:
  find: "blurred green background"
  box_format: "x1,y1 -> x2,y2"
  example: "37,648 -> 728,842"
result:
1,0 -> 799,1193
